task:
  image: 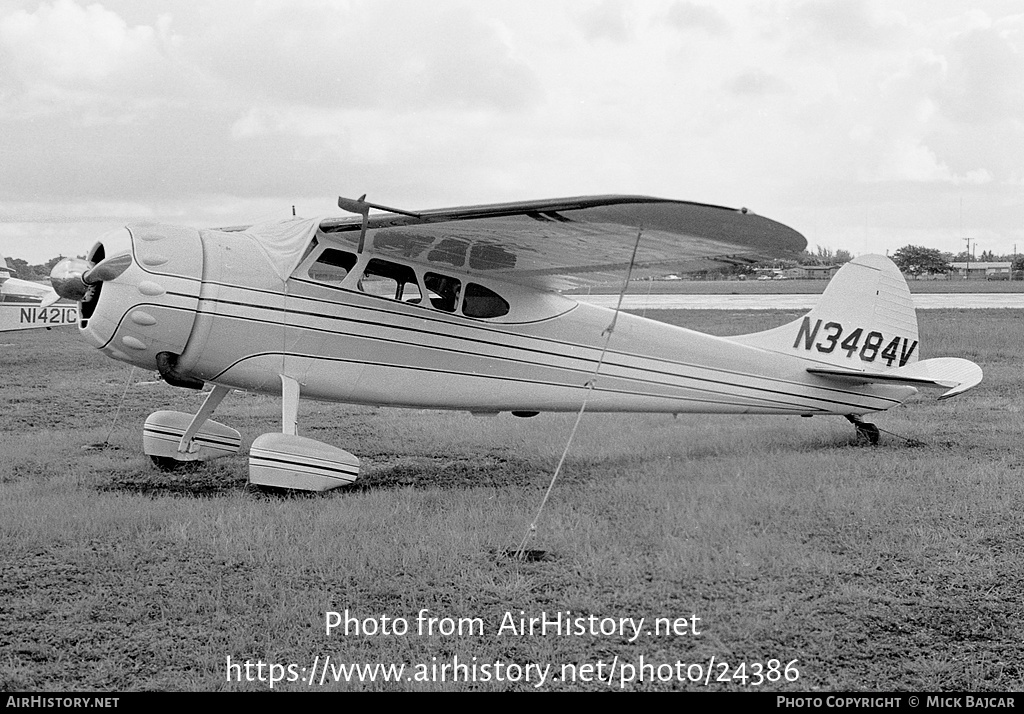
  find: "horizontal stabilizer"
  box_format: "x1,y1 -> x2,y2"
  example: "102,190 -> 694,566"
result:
39,290 -> 61,308
808,357 -> 983,401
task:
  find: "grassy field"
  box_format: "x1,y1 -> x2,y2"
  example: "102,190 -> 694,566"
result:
1,308 -> 1023,692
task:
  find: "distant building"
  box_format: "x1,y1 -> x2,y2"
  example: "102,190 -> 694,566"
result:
949,261 -> 1012,279
752,265 -> 839,280
797,265 -> 839,280
777,265 -> 839,280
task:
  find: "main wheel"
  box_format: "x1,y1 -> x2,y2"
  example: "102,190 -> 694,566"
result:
150,455 -> 188,471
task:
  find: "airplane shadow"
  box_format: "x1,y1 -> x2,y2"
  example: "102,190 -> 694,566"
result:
346,452 -> 557,492
95,451 -> 562,498
98,459 -> 249,498
94,431 -> 905,499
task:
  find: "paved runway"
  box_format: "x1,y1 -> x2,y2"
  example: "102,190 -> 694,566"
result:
577,294 -> 1024,310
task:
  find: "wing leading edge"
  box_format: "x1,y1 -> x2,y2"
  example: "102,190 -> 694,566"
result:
318,195 -> 807,290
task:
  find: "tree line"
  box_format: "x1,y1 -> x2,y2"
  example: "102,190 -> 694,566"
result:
889,246 -> 1024,276
736,244 -> 1023,278
3,256 -> 71,281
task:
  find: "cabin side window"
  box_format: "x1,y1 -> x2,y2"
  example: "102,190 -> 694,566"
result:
358,258 -> 422,303
462,282 -> 510,318
307,248 -> 357,286
423,272 -> 461,313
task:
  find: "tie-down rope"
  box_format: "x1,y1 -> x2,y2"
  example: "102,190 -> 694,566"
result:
513,223 -> 645,559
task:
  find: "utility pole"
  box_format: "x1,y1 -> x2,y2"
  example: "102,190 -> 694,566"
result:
964,237 -> 972,280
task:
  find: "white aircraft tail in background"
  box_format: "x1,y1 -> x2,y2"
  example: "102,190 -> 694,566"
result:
1,255 -> 79,332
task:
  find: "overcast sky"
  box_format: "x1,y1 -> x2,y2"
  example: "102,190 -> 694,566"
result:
1,0 -> 1022,264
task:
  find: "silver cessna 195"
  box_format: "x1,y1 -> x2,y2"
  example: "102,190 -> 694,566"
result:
50,195 -> 982,491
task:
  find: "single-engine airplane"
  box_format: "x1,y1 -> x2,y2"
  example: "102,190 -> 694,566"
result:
49,195 -> 982,491
1,255 -> 78,332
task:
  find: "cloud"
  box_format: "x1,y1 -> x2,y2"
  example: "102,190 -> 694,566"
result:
181,1 -> 542,113
1,1 -> 1023,263
935,22 -> 1024,125
871,140 -> 955,184
725,69 -> 789,96
859,13 -> 1024,186
788,0 -> 905,48
0,0 -> 156,83
663,2 -> 729,36
575,0 -> 633,43
0,0 -> 182,118
0,0 -> 550,208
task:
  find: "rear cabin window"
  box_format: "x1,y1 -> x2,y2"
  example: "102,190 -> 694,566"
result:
358,258 -> 422,303
462,283 -> 510,318
423,272 -> 461,313
307,248 -> 357,286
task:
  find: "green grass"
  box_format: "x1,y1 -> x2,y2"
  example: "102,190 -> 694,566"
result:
2,313 -> 1023,692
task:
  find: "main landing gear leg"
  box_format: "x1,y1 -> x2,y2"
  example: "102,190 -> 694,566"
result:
177,385 -> 233,452
247,375 -> 360,491
143,384 -> 242,469
846,415 -> 880,446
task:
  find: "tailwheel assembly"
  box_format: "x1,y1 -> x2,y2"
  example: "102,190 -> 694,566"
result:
846,415 -> 880,446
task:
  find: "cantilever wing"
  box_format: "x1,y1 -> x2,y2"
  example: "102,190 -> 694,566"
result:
317,195 -> 807,290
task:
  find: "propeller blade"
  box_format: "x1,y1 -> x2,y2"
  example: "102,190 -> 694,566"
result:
83,253 -> 132,284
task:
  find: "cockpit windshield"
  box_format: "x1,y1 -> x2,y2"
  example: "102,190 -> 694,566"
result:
307,248 -> 357,286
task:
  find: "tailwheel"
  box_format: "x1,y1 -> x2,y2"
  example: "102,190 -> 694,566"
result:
846,415 -> 880,446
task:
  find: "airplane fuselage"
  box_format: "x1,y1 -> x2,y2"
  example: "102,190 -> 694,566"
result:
74,224 -> 914,417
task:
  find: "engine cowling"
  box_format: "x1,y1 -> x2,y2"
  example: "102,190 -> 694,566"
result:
64,224 -> 204,373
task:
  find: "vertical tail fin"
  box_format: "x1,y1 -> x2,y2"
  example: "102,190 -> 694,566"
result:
732,255 -> 982,399
731,254 -> 920,369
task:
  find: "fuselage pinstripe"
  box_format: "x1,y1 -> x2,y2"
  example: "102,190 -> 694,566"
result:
167,280 -> 908,415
